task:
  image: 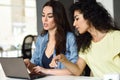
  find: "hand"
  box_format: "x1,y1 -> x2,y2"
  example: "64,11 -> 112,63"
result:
24,59 -> 30,68
32,66 -> 45,74
49,54 -> 67,68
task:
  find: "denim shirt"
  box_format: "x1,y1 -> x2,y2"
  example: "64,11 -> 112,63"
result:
31,32 -> 78,69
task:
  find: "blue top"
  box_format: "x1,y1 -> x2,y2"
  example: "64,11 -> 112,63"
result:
31,32 -> 78,69
42,52 -> 53,69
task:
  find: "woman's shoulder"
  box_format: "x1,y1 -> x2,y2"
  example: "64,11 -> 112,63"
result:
38,33 -> 48,39
66,32 -> 76,43
36,33 -> 48,43
109,30 -> 120,37
107,30 -> 120,42
66,32 -> 75,38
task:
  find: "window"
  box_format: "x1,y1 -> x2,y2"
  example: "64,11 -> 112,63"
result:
0,0 -> 37,57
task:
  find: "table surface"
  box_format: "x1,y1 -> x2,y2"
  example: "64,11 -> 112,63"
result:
0,63 -> 103,80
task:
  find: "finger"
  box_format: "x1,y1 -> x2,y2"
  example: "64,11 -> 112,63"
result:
49,61 -> 58,68
49,59 -> 56,67
32,67 -> 39,73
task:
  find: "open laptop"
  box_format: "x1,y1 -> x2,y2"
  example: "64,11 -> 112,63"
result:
0,57 -> 46,80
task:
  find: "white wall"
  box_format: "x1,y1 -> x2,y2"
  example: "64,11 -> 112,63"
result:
97,0 -> 114,18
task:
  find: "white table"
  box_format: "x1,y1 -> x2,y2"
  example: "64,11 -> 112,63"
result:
0,63 -> 102,80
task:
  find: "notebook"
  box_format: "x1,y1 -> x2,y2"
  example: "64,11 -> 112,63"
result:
0,57 -> 46,80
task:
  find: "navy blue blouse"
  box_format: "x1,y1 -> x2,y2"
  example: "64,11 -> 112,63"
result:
42,53 -> 53,69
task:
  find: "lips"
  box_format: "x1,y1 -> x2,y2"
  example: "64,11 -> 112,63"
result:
75,28 -> 79,35
43,23 -> 48,27
75,26 -> 79,31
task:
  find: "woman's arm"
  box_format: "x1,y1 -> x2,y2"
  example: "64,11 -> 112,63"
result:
33,66 -> 72,75
24,59 -> 36,72
50,54 -> 86,76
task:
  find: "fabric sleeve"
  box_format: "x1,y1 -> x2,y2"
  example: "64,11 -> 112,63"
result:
30,36 -> 40,65
112,31 -> 120,66
113,31 -> 120,57
79,51 -> 86,61
66,33 -> 78,63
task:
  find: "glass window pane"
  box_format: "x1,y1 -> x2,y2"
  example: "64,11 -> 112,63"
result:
25,0 -> 36,7
0,0 -> 11,5
0,6 -> 12,46
0,0 -> 37,57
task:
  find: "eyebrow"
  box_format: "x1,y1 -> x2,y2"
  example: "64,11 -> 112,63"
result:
74,15 -> 79,19
42,12 -> 53,15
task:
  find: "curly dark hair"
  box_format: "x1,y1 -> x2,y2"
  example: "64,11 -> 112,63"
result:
70,0 -> 120,53
41,0 -> 72,55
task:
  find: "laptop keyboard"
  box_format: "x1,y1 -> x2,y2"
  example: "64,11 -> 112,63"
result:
29,73 -> 46,79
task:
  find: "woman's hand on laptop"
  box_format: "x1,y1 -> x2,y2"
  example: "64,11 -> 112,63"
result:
32,66 -> 45,74
24,59 -> 36,72
24,59 -> 31,68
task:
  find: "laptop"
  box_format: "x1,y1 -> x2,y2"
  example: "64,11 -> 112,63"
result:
0,57 -> 46,80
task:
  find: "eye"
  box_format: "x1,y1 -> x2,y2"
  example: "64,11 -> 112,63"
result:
42,14 -> 45,17
48,15 -> 53,18
75,17 -> 79,21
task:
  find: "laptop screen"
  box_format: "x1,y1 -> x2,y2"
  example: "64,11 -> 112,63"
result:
0,57 -> 30,79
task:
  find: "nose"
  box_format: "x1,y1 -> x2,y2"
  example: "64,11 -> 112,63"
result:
73,21 -> 76,27
44,16 -> 48,21
42,16 -> 47,22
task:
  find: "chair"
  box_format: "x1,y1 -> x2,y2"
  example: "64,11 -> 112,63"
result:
21,35 -> 34,59
84,65 -> 91,76
82,64 -> 91,76
0,47 -> 3,57
33,35 -> 37,43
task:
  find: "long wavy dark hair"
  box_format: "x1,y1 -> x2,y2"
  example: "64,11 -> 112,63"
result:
70,0 -> 120,53
41,0 -> 71,55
